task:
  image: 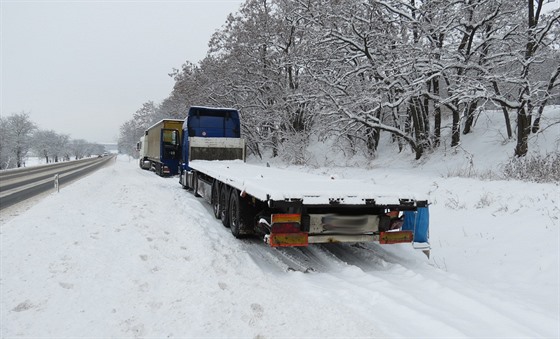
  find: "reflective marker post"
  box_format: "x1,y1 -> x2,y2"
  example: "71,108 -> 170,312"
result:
54,174 -> 59,193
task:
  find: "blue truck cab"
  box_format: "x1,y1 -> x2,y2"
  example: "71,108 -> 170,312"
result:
179,106 -> 245,188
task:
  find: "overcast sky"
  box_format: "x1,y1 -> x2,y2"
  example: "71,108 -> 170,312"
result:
1,0 -> 244,143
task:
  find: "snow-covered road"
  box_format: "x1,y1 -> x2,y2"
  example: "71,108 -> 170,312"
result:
1,156 -> 558,338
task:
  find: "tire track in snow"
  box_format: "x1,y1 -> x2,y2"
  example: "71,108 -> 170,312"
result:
238,235 -> 555,337
305,243 -> 553,337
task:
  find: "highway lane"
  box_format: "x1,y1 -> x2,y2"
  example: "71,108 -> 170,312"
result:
0,156 -> 115,210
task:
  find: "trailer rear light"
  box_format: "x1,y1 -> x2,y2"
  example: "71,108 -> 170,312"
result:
271,214 -> 301,224
271,223 -> 300,233
379,231 -> 413,244
267,213 -> 307,247
271,214 -> 302,233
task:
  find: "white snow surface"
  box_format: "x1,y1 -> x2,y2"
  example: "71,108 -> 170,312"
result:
1,108 -> 559,338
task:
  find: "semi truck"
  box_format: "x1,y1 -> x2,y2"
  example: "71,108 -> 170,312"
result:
138,119 -> 183,176
178,106 -> 430,252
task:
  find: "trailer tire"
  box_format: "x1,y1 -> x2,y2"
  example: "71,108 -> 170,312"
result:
229,189 -> 252,238
211,182 -> 221,219
220,186 -> 230,227
229,190 -> 242,238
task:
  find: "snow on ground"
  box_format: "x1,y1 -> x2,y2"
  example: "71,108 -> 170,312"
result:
1,108 -> 559,338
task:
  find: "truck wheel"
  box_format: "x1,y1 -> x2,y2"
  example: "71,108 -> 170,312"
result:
179,171 -> 188,189
156,163 -> 163,176
211,182 -> 220,219
193,172 -> 201,197
220,186 -> 230,227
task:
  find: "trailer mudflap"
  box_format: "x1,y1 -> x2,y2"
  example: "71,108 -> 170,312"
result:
267,233 -> 309,247
379,230 -> 413,244
266,213 -> 308,247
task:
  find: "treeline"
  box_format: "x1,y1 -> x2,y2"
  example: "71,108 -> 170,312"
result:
119,0 -> 560,163
0,112 -> 106,170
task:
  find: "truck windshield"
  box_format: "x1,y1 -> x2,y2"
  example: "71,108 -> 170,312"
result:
186,109 -> 240,138
162,130 -> 178,146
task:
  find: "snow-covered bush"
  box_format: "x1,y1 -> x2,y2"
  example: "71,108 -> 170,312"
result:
278,132 -> 311,165
501,152 -> 560,183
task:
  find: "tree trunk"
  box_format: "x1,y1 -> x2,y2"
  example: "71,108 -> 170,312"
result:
532,64 -> 560,133
422,94 -> 430,135
271,129 -> 278,158
492,81 -> 513,139
451,108 -> 461,147
366,127 -> 378,156
432,77 -> 441,147
515,106 -> 530,157
410,97 -> 427,157
16,149 -> 22,168
463,100 -> 478,134
515,0 -> 540,156
391,105 -> 404,152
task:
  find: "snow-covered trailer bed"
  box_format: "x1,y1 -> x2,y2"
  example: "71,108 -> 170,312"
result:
190,160 -> 421,205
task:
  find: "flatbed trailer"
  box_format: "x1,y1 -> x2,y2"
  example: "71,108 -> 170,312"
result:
189,159 -> 429,249
179,106 -> 430,252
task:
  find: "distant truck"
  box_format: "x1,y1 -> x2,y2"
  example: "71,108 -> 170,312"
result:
137,119 -> 183,176
179,106 -> 430,253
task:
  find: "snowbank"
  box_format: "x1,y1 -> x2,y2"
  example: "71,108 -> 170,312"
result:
1,154 -> 558,337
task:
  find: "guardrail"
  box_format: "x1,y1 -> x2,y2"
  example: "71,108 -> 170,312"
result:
0,155 -> 115,210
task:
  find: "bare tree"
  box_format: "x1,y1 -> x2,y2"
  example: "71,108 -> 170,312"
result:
2,112 -> 37,168
0,116 -> 11,169
53,134 -> 70,162
32,130 -> 60,163
118,119 -> 146,157
69,139 -> 88,160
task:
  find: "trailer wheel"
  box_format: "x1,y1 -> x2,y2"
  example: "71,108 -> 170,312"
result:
229,190 -> 242,238
211,182 -> 221,219
220,186 -> 230,227
229,189 -> 252,238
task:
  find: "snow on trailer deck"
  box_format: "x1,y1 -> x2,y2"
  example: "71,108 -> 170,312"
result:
189,160 -> 425,205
